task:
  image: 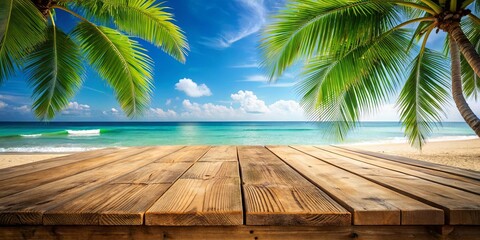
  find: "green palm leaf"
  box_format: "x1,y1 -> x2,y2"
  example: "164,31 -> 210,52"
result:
25,24 -> 84,120
299,29 -> 412,139
0,0 -> 9,41
260,0 -> 401,80
72,22 -> 153,117
460,17 -> 480,99
397,49 -> 450,148
108,0 -> 189,63
57,0 -> 112,25
61,0 -> 189,63
0,0 -> 46,82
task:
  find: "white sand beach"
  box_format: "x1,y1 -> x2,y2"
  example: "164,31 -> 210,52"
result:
352,138 -> 480,171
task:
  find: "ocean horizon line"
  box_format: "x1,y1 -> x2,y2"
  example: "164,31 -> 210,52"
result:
0,120 -> 470,124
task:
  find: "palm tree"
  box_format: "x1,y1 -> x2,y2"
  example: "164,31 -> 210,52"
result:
261,0 -> 480,148
0,0 -> 188,119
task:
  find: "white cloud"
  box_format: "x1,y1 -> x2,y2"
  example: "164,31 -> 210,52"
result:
269,100 -> 302,113
260,82 -> 297,88
62,102 -> 90,115
204,0 -> 268,49
150,108 -> 177,118
182,99 -> 202,112
0,94 -> 29,104
231,63 -> 259,68
181,99 -> 238,119
231,90 -> 269,113
0,101 -> 7,109
244,75 -> 268,82
165,99 -> 172,105
68,102 -> 90,111
175,78 -> 212,97
178,97 -> 304,121
13,105 -> 29,113
103,108 -> 119,115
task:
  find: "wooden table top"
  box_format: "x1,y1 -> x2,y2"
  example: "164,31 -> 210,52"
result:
0,145 -> 479,227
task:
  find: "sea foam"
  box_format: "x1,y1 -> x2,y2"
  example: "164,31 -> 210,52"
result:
0,146 -> 102,153
66,129 -> 100,136
20,134 -> 42,138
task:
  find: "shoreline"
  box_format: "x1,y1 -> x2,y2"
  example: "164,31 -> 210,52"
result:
350,138 -> 480,171
0,138 -> 479,171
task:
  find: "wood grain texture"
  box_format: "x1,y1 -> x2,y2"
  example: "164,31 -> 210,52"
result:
3,225 -> 480,240
342,147 -> 480,181
44,183 -> 171,225
0,148 -> 118,181
43,146 -> 208,225
146,147 -> 242,226
293,146 -> 480,225
199,146 -> 238,162
155,146 -> 211,163
0,147 -> 149,198
0,145 -> 479,229
268,146 -> 444,225
238,146 -> 351,226
323,146 -> 480,195
0,146 -> 182,225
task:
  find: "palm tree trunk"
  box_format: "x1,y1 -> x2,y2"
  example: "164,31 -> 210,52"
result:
447,22 -> 480,79
449,35 -> 480,136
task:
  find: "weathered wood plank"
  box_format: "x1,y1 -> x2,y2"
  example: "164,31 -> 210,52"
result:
156,145 -> 211,163
199,146 -> 237,162
323,146 -> 480,195
0,146 -> 182,225
293,146 -> 480,225
268,146 -> 444,225
43,184 -> 171,225
5,225 -> 480,240
238,146 -> 351,226
0,148 -> 118,181
42,146 -> 210,225
0,147 -> 149,198
333,146 -> 480,186
341,147 -> 480,181
146,147 -> 242,225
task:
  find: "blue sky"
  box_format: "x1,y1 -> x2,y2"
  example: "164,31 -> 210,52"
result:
0,0 -> 478,121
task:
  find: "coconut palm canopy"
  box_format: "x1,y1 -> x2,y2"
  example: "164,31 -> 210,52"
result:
261,0 -> 480,147
0,0 -> 188,120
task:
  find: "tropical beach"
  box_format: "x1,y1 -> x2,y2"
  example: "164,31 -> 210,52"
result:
2,0 -> 480,239
0,121 -> 479,170
1,138 -> 478,170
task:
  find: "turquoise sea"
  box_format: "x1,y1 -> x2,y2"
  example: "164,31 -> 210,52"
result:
0,122 -> 476,152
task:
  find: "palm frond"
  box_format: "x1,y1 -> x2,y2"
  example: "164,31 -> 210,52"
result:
260,0 -> 403,80
72,22 -> 153,117
62,0 -> 189,63
56,0 -> 112,25
460,15 -> 480,99
25,24 -> 84,120
107,0 -> 189,63
397,48 -> 450,148
298,29 -> 413,139
0,0 -> 9,41
407,12 -> 435,51
0,0 -> 46,83
398,0 -> 431,19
